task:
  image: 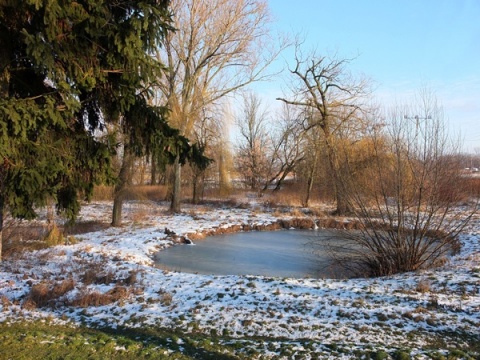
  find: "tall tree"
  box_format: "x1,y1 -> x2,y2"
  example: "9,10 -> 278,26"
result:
278,44 -> 369,214
156,0 -> 286,212
234,92 -> 270,189
262,104 -> 307,192
0,0 -> 183,256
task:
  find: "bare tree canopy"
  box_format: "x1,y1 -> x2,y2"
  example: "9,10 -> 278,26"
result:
277,41 -> 370,214
155,0 -> 287,212
234,91 -> 271,189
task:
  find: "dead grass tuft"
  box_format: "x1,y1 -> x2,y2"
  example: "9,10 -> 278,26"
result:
123,269 -> 139,286
130,208 -> 149,223
92,184 -> 168,202
70,285 -> 131,308
65,221 -> 109,235
1,295 -> 12,309
263,188 -> 303,208
186,206 -> 212,218
81,267 -> 115,285
309,207 -> 327,217
92,185 -> 114,201
415,280 -> 432,294
289,208 -> 306,218
26,282 -> 53,308
158,290 -> 173,306
24,278 -> 76,309
2,221 -> 49,257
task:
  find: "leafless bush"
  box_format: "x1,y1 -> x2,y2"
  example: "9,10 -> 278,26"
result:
327,91 -> 478,277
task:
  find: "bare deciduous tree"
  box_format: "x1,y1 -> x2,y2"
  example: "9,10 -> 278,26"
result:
277,42 -> 369,214
189,107 -> 226,203
156,0 -> 286,212
262,103 -> 306,191
234,92 -> 271,189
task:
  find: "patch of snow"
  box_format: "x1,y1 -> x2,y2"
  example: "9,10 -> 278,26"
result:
0,200 -> 479,358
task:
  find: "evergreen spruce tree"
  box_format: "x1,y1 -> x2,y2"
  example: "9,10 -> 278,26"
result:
0,0 -> 200,258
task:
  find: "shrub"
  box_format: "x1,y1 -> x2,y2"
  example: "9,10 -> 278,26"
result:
43,224 -> 65,247
374,350 -> 389,360
393,350 -> 411,360
327,93 -> 478,277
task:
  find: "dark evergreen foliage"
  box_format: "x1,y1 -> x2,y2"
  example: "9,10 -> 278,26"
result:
0,0 -> 206,236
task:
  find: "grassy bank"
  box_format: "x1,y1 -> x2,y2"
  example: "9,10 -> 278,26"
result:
0,321 -> 478,359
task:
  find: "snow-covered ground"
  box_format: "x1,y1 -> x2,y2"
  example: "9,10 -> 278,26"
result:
0,200 -> 479,359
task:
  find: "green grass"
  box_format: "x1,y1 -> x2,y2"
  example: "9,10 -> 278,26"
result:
0,321 -> 479,359
0,321 -> 244,360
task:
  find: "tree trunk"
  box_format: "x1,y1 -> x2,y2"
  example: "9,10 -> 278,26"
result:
335,190 -> 351,215
192,171 -> 199,204
332,161 -> 353,215
150,153 -> 157,185
304,160 -> 316,207
303,141 -> 319,207
46,198 -> 55,230
0,195 -> 3,261
192,168 -> 205,204
139,157 -> 146,185
1,34 -> 9,261
324,129 -> 352,215
274,165 -> 294,191
111,196 -> 123,227
218,151 -> 231,196
112,148 -> 134,226
170,155 -> 182,212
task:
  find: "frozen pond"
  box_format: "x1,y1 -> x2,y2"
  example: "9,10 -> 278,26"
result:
155,229 -> 350,278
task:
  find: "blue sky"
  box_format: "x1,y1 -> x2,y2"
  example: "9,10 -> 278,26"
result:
262,0 -> 480,152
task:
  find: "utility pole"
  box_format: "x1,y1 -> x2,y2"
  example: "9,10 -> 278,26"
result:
404,115 -> 431,131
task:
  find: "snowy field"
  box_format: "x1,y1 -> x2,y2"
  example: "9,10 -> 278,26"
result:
0,200 -> 479,359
